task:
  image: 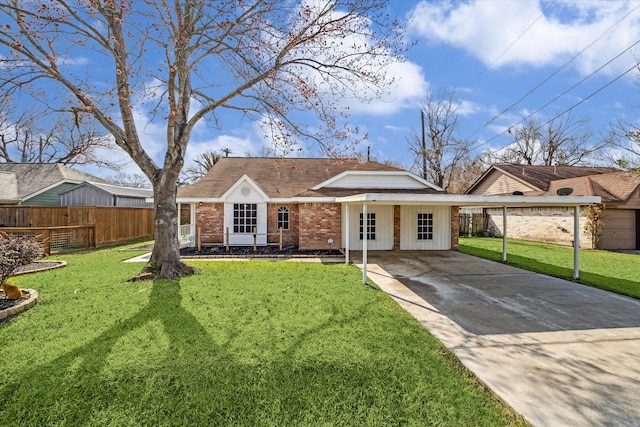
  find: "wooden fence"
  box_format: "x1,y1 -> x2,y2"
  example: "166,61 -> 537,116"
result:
459,212 -> 488,237
0,206 -> 154,248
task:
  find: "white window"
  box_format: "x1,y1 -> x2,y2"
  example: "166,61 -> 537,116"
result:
233,203 -> 257,233
359,212 -> 376,240
277,206 -> 289,230
417,212 -> 433,240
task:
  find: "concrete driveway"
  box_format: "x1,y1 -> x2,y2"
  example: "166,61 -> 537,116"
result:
356,251 -> 640,427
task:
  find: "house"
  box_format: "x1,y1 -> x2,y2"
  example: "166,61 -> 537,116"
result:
59,181 -> 153,207
465,164 -> 640,250
176,158 -> 601,258
0,163 -> 109,206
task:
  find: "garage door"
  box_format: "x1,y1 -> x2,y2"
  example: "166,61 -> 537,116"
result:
600,209 -> 636,250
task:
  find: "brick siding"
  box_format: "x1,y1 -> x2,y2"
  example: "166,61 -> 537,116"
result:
484,206 -> 593,249
195,203 -> 224,244
267,203 -> 300,247
298,203 -> 341,250
450,206 -> 460,250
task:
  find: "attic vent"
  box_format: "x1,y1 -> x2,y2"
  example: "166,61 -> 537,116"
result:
556,187 -> 573,196
512,191 -> 524,196
241,186 -> 251,196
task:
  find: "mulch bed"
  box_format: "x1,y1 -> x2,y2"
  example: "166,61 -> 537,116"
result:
180,245 -> 343,257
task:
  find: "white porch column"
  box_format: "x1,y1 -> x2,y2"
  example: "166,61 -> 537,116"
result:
345,203 -> 350,265
362,202 -> 368,285
502,206 -> 507,262
573,206 -> 580,280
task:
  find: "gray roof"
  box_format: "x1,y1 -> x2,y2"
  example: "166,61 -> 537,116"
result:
60,181 -> 153,198
0,163 -> 108,200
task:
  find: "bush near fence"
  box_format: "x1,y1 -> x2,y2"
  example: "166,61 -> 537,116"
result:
0,206 -> 154,252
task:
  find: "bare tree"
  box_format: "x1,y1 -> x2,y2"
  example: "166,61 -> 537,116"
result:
180,150 -> 221,185
446,156 -> 486,194
106,172 -> 151,189
599,117 -> 640,170
407,89 -> 473,190
485,114 -> 602,166
0,1 -> 406,279
0,99 -> 117,167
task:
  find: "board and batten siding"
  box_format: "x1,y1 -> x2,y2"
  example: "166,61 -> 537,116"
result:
342,204 -> 394,250
223,179 -> 267,245
326,173 -> 426,189
400,205 -> 451,250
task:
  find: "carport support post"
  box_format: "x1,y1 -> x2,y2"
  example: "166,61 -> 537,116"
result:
502,206 -> 507,262
345,203 -> 350,265
573,206 -> 580,280
362,202 -> 368,285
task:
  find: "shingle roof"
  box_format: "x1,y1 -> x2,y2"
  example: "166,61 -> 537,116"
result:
60,181 -> 153,198
493,165 -> 620,191
177,157 -> 412,199
544,172 -> 640,203
0,163 -> 108,199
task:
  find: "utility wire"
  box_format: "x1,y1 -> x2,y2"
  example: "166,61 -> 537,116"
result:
482,2 -> 640,130
477,58 -> 640,150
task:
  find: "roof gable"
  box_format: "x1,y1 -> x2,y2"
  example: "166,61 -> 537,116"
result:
467,164 -> 621,194
59,181 -> 153,198
312,170 -> 443,191
544,172 -> 640,203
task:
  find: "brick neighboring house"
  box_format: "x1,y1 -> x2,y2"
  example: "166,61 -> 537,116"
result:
176,157 -> 456,251
466,164 -> 640,250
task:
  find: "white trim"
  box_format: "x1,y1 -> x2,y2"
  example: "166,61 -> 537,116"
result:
311,170 -> 444,191
336,193 -> 601,207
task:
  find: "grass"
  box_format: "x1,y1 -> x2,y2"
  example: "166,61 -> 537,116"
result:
459,237 -> 640,299
0,245 -> 526,426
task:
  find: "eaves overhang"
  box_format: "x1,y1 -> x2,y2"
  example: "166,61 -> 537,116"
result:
336,193 -> 601,207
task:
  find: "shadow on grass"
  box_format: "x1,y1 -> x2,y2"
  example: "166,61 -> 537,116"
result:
460,246 -> 640,300
0,278 -> 218,425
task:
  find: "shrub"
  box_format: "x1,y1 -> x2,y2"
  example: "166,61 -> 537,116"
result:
0,232 -> 44,284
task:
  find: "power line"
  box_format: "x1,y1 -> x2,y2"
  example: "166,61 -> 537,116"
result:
482,2 -> 640,130
478,58 -> 640,151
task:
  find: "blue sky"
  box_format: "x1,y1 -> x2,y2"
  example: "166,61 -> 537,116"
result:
82,0 -> 640,179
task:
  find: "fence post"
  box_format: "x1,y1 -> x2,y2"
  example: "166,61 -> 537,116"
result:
84,226 -> 90,249
279,228 -> 283,251
253,227 -> 257,251
43,228 -> 51,255
225,227 -> 229,251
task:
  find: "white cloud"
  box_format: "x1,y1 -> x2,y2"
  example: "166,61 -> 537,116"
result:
409,0 -> 640,76
345,60 -> 429,115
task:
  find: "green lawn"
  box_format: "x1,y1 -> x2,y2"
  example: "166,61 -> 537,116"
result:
0,246 -> 525,426
459,237 -> 640,299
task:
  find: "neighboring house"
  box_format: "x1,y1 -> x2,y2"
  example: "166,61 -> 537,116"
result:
466,164 -> 640,250
0,163 -> 109,206
176,158 -> 601,252
59,181 -> 153,207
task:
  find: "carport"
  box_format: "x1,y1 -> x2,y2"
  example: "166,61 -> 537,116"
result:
336,193 -> 601,284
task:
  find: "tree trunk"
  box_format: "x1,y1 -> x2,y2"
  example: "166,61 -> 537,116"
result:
148,168 -> 195,279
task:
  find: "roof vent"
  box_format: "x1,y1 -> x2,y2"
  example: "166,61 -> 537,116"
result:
556,187 -> 573,196
512,191 -> 524,195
